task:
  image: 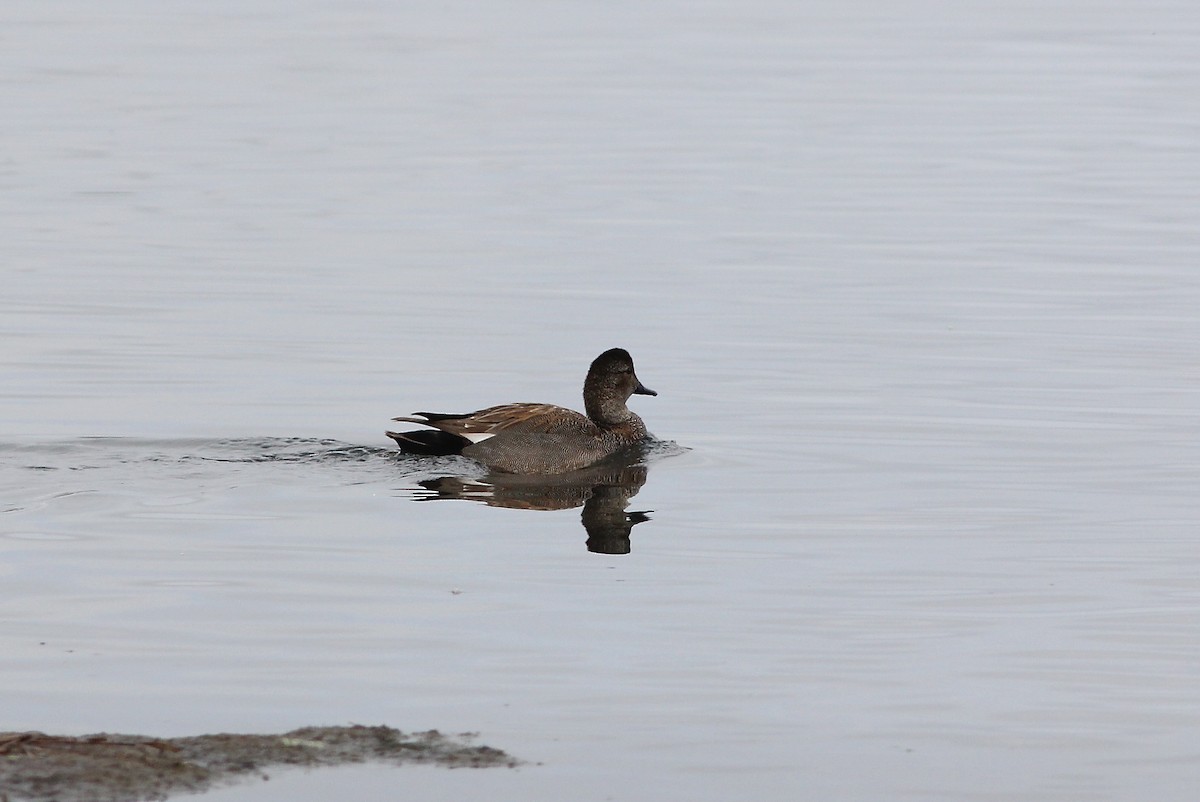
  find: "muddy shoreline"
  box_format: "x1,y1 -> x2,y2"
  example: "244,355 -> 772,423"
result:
0,725 -> 519,802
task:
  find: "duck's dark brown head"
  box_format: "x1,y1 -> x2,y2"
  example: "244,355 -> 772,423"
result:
584,348 -> 656,424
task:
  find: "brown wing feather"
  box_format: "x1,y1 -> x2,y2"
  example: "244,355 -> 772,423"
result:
393,403 -> 595,438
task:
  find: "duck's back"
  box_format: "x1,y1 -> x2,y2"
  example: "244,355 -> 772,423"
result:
473,403 -> 599,435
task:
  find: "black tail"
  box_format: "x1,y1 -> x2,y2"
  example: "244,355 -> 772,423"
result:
386,429 -> 469,456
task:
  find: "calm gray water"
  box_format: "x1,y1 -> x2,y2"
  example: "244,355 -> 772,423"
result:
3,1 -> 1199,800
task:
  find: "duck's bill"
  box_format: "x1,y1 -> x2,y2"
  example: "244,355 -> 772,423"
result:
634,382 -> 657,397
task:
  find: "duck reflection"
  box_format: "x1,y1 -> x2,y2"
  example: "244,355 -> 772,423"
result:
412,457 -> 653,554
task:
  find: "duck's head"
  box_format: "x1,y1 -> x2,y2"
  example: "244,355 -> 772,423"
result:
584,348 -> 656,422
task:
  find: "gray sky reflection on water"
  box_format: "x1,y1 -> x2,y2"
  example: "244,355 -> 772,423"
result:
2,1 -> 1200,800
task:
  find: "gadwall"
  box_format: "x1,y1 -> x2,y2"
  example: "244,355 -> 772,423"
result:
387,348 -> 657,474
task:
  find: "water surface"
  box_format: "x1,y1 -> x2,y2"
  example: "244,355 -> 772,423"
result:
3,1 -> 1199,800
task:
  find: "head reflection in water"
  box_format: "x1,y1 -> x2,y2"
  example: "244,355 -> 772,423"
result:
412,458 -> 652,555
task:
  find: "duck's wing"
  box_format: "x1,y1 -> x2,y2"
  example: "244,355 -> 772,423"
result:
393,403 -> 594,442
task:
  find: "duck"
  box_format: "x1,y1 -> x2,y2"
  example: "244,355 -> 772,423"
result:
387,348 -> 657,474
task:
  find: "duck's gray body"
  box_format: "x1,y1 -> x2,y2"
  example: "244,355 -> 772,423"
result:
387,348 -> 656,475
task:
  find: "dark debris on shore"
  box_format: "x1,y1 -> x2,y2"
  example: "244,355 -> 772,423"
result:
0,725 -> 519,802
